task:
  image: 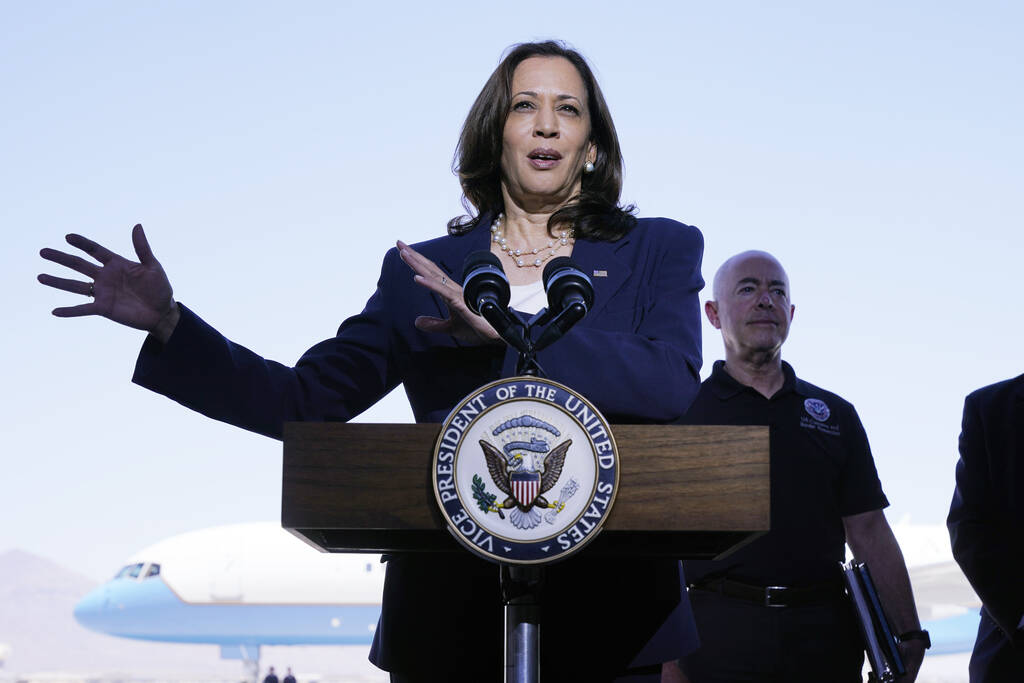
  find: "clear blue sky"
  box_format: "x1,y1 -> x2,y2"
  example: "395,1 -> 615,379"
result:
3,1 -> 1022,582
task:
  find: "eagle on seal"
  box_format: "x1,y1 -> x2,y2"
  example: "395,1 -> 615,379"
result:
479,438 -> 571,512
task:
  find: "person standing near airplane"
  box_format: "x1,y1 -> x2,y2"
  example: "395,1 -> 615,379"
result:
37,41 -> 704,681
948,375 -> 1024,681
263,666 -> 279,683
282,666 -> 297,683
673,250 -> 926,682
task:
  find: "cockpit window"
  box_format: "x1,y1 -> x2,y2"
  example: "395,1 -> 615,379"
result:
114,565 -> 133,579
145,563 -> 161,578
127,563 -> 144,579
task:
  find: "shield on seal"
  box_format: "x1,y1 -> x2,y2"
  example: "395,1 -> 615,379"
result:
510,470 -> 542,508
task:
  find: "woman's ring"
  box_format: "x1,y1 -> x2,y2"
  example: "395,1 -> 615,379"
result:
441,276 -> 448,287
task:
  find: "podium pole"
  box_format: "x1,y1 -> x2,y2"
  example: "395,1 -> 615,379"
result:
503,564 -> 543,683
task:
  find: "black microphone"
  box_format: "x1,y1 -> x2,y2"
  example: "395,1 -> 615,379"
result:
534,257 -> 594,351
542,257 -> 594,314
462,251 -> 529,353
462,250 -> 510,315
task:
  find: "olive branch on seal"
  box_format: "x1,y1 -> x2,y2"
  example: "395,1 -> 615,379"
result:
471,474 -> 505,519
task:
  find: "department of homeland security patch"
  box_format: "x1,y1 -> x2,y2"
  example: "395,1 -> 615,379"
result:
432,377 -> 619,564
804,398 -> 831,422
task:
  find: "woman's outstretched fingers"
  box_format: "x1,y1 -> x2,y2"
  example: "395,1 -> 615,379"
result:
37,273 -> 93,297
51,301 -> 99,318
39,247 -> 100,279
65,233 -> 116,265
39,224 -> 176,335
132,223 -> 157,264
397,241 -> 446,279
398,239 -> 500,344
413,273 -> 459,299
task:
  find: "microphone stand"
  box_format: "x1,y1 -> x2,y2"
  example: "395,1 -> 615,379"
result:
466,254 -> 590,683
503,563 -> 543,683
499,308 -> 589,681
500,314 -> 542,682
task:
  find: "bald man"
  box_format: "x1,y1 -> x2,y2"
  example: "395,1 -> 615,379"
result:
675,251 -> 926,682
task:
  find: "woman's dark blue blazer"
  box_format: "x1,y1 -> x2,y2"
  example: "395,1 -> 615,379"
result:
133,215 -> 705,679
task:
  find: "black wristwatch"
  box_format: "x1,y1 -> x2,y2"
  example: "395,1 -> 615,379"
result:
899,629 -> 931,649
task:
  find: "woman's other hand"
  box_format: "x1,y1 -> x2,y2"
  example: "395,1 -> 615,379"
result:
397,240 -> 501,345
38,223 -> 180,343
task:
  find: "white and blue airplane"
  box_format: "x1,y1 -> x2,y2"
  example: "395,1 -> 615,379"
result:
73,523 -> 384,680
74,519 -> 982,681
890,519 -> 982,658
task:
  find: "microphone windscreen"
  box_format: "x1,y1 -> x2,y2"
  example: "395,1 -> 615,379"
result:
542,257 -> 594,313
542,256 -> 574,289
462,250 -> 510,314
463,250 -> 503,281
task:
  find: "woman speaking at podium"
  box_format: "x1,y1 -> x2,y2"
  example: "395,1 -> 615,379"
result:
39,41 -> 704,682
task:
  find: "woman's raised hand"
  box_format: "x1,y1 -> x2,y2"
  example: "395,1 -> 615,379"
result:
38,224 -> 180,342
397,240 -> 501,345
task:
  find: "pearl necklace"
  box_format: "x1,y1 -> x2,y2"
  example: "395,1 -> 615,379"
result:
490,214 -> 574,268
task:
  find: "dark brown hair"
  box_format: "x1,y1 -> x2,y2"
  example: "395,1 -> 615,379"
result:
447,41 -> 636,241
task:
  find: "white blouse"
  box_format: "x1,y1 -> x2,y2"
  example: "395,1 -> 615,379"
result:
508,280 -> 546,315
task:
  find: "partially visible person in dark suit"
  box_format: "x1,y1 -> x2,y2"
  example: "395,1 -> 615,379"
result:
38,40 -> 704,682
263,666 -> 279,683
948,375 -> 1024,682
282,666 -> 297,683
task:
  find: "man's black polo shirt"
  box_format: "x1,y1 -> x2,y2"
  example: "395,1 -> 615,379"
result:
680,361 -> 888,587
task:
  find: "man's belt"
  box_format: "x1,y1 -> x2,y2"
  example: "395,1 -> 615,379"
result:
689,577 -> 842,608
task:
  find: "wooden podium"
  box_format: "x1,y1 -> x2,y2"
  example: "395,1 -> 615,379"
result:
282,422 -> 768,682
282,422 -> 769,559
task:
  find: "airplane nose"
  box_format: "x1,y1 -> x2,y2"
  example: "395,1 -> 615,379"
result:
73,585 -> 109,631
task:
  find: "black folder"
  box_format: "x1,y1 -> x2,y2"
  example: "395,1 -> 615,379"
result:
841,560 -> 906,683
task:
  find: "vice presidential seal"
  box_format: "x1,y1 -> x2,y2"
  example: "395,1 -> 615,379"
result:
432,377 -> 618,564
